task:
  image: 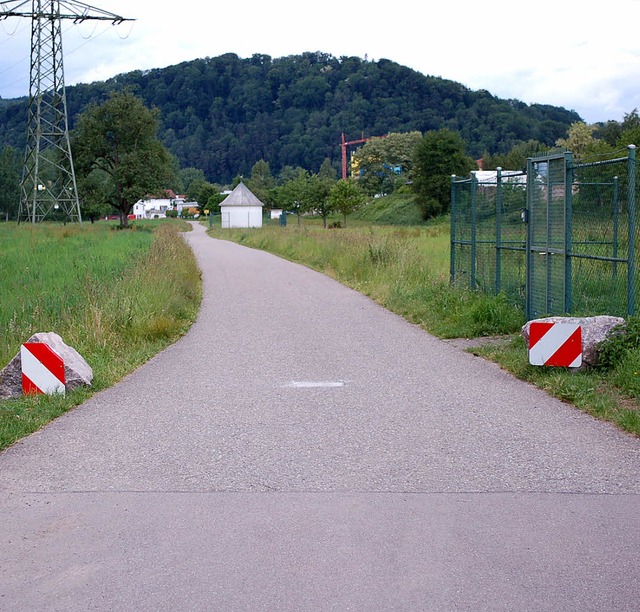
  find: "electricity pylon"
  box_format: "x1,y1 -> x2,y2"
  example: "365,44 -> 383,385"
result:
0,1 -> 132,223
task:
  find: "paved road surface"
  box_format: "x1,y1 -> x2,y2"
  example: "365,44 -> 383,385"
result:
1,222 -> 639,611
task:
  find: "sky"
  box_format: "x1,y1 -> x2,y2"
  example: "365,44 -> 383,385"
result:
0,0 -> 639,125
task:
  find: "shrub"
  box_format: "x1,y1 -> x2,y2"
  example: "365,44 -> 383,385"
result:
596,317 -> 640,370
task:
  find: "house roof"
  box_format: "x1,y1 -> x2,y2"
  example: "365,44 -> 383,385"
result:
220,182 -> 264,208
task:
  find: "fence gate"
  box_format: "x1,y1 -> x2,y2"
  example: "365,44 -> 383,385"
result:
526,153 -> 570,319
451,145 -> 638,320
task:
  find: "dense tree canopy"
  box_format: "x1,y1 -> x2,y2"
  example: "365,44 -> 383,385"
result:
0,52 -> 581,185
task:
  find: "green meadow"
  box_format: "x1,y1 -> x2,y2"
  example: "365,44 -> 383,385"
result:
0,221 -> 201,450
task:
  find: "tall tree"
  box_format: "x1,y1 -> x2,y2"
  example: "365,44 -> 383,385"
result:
617,108 -> 640,149
481,140 -> 548,171
72,91 -> 173,227
77,169 -> 113,222
412,129 -> 476,219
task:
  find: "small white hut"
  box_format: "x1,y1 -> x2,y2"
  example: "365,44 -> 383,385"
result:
220,182 -> 264,228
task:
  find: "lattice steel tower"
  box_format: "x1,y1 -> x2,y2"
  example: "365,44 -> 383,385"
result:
0,1 -> 131,222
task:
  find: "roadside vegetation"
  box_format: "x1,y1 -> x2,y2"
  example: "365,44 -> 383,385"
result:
0,220 -> 201,451
211,200 -> 640,438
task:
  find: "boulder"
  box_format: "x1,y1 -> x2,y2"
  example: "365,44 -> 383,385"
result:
521,315 -> 625,367
0,332 -> 93,400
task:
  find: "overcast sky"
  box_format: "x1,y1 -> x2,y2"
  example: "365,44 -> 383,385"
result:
1,0 -> 639,125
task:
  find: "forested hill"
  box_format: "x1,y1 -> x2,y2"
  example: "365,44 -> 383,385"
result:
0,51 -> 581,183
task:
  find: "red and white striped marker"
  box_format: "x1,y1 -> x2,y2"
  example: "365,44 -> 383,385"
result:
21,342 -> 66,396
528,322 -> 582,368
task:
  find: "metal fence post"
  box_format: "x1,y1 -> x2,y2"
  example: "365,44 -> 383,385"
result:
628,145 -> 636,316
450,175 -> 456,285
471,172 -> 478,290
564,151 -> 574,314
613,176 -> 619,278
525,157 -> 534,320
495,167 -> 503,295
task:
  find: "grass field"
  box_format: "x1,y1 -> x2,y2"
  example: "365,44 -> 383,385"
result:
0,220 -> 201,451
212,213 -> 640,437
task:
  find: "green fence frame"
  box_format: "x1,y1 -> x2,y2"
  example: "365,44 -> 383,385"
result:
451,145 -> 638,320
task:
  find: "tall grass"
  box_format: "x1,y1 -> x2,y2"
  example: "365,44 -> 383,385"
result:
0,221 -> 201,450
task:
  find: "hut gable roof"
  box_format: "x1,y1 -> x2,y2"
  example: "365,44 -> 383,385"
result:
220,182 -> 264,208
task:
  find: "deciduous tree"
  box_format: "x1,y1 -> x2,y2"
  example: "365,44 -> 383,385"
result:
72,91 -> 173,227
352,131 -> 422,196
273,169 -> 309,225
412,129 -> 476,219
329,179 -> 366,227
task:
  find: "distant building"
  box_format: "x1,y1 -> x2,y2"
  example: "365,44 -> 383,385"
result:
133,191 -> 196,219
219,182 -> 264,228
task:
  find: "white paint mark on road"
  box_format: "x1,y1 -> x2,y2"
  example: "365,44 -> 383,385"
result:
285,381 -> 345,388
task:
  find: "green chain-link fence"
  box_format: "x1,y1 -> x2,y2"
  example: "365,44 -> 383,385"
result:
451,145 -> 638,320
451,168 -> 528,309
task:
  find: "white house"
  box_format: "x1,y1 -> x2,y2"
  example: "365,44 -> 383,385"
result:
220,182 -> 264,228
133,191 -> 193,219
133,198 -> 171,219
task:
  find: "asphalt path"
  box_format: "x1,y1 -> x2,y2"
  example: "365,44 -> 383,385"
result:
1,222 -> 640,611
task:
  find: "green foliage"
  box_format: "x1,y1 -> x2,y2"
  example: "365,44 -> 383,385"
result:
1,54 -> 581,184
352,131 -> 422,195
412,129 -> 476,219
306,173 -> 335,228
246,159 -> 275,204
72,91 -> 174,227
187,181 -> 220,214
482,140 -> 550,171
179,167 -> 206,193
329,179 -> 366,227
206,192 -> 224,214
596,317 -> 640,371
271,168 -> 310,224
77,168 -> 113,222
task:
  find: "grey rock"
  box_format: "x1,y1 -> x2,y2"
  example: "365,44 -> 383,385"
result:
0,332 -> 93,400
522,315 -> 625,366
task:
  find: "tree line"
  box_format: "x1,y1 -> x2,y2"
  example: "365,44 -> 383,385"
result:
1,90 -> 639,226
1,52 -> 580,185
